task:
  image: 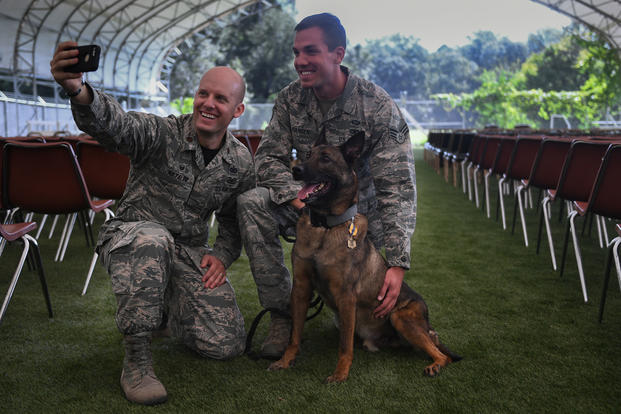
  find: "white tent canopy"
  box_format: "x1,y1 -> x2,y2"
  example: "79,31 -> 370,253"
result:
533,0 -> 621,55
0,0 -> 271,103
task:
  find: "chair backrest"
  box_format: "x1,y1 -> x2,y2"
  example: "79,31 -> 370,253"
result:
447,132 -> 459,155
505,135 -> 542,180
526,137 -> 572,190
478,135 -> 503,170
2,142 -> 95,214
587,144 -> 621,220
76,140 -> 130,200
490,135 -> 517,175
555,139 -> 611,203
471,134 -> 489,166
455,132 -> 474,157
466,134 -> 483,163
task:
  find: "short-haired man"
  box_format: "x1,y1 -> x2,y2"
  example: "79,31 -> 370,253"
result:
50,42 -> 255,405
237,13 -> 416,359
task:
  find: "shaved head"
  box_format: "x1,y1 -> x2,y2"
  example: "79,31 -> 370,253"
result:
200,66 -> 246,104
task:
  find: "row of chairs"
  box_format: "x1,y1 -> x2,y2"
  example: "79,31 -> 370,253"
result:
425,128 -> 621,321
0,135 -> 130,324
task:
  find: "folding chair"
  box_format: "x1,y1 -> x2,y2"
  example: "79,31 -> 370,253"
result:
490,135 -> 517,229
451,132 -> 474,191
0,144 -> 53,325
573,143 -> 621,319
498,135 -> 542,246
76,140 -> 130,294
477,135 -> 503,218
552,140 -> 613,302
0,222 -> 53,325
3,142 -> 115,295
463,134 -> 482,200
523,137 -> 572,270
469,134 -> 488,208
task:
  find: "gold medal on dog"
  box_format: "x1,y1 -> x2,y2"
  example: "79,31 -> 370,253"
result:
347,220 -> 357,249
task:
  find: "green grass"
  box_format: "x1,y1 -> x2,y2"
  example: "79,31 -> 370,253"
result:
1,148 -> 620,413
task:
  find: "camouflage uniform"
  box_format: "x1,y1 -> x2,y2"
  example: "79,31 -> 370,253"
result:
72,85 -> 255,359
237,66 -> 416,314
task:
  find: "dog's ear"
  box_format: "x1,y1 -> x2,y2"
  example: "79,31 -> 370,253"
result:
341,131 -> 365,165
314,128 -> 328,147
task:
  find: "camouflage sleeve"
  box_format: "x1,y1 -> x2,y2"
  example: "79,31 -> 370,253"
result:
211,155 -> 256,268
71,84 -> 163,163
369,97 -> 417,270
254,94 -> 298,205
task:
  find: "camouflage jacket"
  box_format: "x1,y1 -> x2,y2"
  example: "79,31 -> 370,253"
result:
255,67 -> 416,269
71,86 -> 255,268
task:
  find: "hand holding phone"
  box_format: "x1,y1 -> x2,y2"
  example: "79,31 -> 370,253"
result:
65,45 -> 101,73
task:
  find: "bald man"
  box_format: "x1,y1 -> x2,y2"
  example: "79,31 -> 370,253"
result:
51,42 -> 255,405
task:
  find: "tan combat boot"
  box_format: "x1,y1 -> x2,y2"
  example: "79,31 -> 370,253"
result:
260,312 -> 291,360
120,332 -> 168,405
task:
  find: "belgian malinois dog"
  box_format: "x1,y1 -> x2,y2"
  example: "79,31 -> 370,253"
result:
268,131 -> 461,383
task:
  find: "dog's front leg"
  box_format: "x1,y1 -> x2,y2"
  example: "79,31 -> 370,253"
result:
268,259 -> 313,371
326,292 -> 356,383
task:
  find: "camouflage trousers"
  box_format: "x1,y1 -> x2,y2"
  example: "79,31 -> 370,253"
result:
98,220 -> 246,360
236,187 -> 297,313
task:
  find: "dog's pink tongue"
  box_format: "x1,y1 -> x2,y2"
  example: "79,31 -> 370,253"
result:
298,183 -> 320,201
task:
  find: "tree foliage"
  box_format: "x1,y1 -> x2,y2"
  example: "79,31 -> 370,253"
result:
434,30 -> 621,129
168,7 -> 620,130
169,4 -> 297,103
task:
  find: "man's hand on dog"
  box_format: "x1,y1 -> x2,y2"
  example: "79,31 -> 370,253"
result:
201,254 -> 227,289
374,267 -> 404,318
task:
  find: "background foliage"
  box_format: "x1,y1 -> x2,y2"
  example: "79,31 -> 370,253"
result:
169,3 -> 621,128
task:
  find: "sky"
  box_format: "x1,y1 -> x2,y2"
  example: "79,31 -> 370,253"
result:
294,0 -> 573,51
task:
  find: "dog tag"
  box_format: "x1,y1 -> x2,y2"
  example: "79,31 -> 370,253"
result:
348,238 -> 356,249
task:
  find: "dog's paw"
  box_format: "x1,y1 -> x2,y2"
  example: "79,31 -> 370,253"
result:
423,363 -> 441,377
267,359 -> 292,371
324,373 -> 348,384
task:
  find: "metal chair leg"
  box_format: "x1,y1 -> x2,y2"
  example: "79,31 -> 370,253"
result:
567,211 -> 588,302
598,237 -> 621,322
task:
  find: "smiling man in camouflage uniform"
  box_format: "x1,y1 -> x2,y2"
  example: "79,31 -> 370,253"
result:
237,13 -> 416,359
51,42 -> 255,405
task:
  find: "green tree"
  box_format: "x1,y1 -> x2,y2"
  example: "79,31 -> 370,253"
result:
574,30 -> 621,114
460,31 -> 527,71
526,28 -> 564,54
217,6 -> 297,101
517,35 -> 587,91
364,34 -> 429,98
168,40 -> 224,101
169,4 -> 297,103
427,45 -> 480,94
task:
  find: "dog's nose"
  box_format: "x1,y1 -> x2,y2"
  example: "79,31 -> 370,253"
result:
292,165 -> 304,180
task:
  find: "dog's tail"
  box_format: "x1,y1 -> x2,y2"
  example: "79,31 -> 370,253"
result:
429,329 -> 462,363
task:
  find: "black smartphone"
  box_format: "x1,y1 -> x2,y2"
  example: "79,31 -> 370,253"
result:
65,45 -> 101,73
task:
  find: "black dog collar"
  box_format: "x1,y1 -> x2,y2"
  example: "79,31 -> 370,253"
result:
308,204 -> 358,228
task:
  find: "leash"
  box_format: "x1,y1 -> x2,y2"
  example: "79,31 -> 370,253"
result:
244,294 -> 324,360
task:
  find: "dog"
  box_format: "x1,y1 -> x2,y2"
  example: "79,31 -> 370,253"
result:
267,131 -> 461,383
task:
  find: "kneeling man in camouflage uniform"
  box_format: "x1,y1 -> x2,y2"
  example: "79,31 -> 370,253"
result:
51,42 -> 255,405
237,13 -> 417,359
